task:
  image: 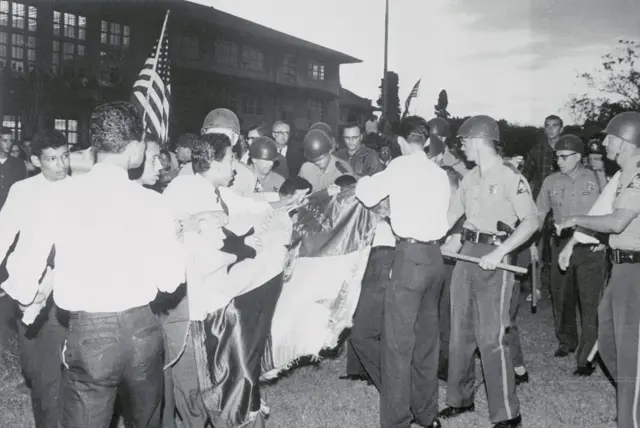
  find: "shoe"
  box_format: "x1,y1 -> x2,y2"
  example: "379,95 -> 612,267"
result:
515,371 -> 529,385
493,414 -> 522,427
437,404 -> 475,419
573,364 -> 596,376
554,348 -> 573,357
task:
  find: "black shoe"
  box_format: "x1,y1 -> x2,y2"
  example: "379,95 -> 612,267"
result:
554,348 -> 573,357
493,414 -> 522,427
515,371 -> 529,385
437,404 -> 475,419
573,364 -> 596,377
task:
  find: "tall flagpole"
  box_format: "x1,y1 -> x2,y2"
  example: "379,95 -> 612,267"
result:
382,0 -> 389,124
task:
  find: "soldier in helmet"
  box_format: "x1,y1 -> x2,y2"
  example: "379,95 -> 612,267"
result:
587,138 -> 609,184
249,136 -> 285,194
310,122 -> 337,152
556,112 -> 640,428
439,115 -> 540,428
431,117 -> 471,176
299,129 -> 354,192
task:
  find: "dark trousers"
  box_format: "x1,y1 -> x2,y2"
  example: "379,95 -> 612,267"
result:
447,242 -> 519,423
61,304 -> 164,428
17,298 -> 68,428
550,240 -> 607,366
346,247 -> 394,377
598,263 -> 640,428
437,261 -> 455,380
357,241 -> 444,428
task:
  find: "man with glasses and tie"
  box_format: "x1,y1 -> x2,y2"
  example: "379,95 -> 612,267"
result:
271,121 -> 294,178
533,134 -> 605,375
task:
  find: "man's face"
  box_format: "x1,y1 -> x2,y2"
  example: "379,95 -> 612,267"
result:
0,133 -> 14,156
603,134 -> 625,164
22,140 -> 32,156
461,137 -> 478,162
544,119 -> 563,140
10,144 -> 21,158
313,153 -> 332,171
343,127 -> 362,153
33,146 -> 70,181
272,124 -> 290,147
213,146 -> 235,186
159,152 -> 171,171
556,150 -> 580,174
380,146 -> 391,161
253,158 -> 274,176
247,129 -> 261,146
588,153 -> 604,171
177,146 -> 191,164
140,142 -> 162,185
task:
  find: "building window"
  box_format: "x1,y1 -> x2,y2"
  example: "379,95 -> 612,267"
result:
0,1 -> 35,31
214,40 -> 238,66
53,11 -> 86,40
282,54 -> 296,78
241,45 -> 263,71
101,20 -> 130,48
308,61 -> 325,81
54,119 -> 78,145
180,35 -> 199,60
242,95 -> 263,116
0,31 -> 7,67
307,98 -> 323,122
0,2 -> 36,71
2,115 -> 22,140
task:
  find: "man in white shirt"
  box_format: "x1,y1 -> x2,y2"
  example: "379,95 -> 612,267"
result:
2,102 -> 186,427
0,129 -> 70,428
355,115 -> 450,428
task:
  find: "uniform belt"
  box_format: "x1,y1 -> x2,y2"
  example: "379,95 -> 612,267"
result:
461,229 -> 506,246
609,249 -> 640,264
396,237 -> 439,246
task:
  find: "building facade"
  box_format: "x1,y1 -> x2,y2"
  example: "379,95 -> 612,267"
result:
0,0 -> 362,147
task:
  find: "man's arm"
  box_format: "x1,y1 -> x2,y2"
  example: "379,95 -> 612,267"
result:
355,161 -> 395,207
151,197 -> 186,293
447,183 -> 465,229
535,178 -> 552,229
0,185 -> 23,262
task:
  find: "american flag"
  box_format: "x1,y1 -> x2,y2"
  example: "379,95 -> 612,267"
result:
404,78 -> 421,115
132,11 -> 171,143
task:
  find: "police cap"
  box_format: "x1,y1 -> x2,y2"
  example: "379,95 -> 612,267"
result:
303,129 -> 333,162
249,136 -> 279,161
603,112 -> 640,146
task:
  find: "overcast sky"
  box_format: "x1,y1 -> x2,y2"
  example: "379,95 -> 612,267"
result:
194,0 -> 640,126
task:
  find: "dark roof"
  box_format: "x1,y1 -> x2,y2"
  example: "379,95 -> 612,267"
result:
170,0 -> 361,64
340,88 -> 373,108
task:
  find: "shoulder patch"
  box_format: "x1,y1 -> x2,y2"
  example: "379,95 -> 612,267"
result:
503,161 -> 520,175
626,172 -> 640,190
335,161 -> 348,174
516,178 -> 530,195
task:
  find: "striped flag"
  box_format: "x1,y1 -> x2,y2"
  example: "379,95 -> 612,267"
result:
132,11 -> 171,143
403,78 -> 421,118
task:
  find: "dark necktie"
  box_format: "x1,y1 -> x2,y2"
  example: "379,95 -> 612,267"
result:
215,188 -> 230,215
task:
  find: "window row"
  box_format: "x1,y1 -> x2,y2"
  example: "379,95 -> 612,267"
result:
0,1 -> 36,32
2,116 -> 77,145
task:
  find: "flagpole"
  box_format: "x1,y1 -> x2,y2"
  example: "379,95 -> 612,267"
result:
142,9 -> 170,143
382,0 -> 389,125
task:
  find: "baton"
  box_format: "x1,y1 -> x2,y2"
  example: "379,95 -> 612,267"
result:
531,258 -> 539,313
587,341 -> 598,364
442,251 -> 528,275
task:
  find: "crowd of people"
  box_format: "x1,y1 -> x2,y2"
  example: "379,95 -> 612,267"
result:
0,102 -> 638,428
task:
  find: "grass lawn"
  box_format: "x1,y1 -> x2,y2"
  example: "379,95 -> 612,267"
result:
0,295 -> 617,428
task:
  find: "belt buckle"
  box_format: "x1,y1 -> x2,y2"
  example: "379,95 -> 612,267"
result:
611,250 -> 621,264
470,231 -> 480,244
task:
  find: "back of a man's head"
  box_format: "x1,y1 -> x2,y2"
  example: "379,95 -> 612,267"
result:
191,133 -> 232,174
90,102 -> 143,153
396,115 -> 429,146
31,129 -> 68,158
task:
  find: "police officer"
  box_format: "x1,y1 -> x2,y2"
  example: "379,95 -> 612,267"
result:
431,117 -> 471,176
309,122 -> 337,152
249,136 -> 286,193
440,115 -> 540,428
299,129 -> 354,192
535,134 -> 605,375
556,112 -> 640,428
334,122 -> 383,178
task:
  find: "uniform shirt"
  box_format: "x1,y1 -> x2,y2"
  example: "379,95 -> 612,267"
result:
448,159 -> 537,234
334,145 -> 384,178
253,168 -> 285,194
273,153 -> 290,179
522,135 -> 558,199
356,150 -> 450,242
178,160 -> 257,197
536,166 -> 602,223
610,155 -> 640,250
0,174 -> 63,263
299,154 -> 354,192
2,163 -> 185,311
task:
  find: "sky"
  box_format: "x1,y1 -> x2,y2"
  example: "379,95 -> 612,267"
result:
194,0 -> 640,126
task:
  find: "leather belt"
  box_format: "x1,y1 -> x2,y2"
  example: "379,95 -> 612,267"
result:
610,249 -> 640,264
396,237 -> 439,246
461,228 -> 506,246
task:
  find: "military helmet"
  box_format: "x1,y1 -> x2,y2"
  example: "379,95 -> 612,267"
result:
587,138 -> 606,156
249,136 -> 279,161
309,122 -> 334,138
303,129 -> 333,162
457,115 -> 500,141
603,112 -> 640,146
427,117 -> 451,138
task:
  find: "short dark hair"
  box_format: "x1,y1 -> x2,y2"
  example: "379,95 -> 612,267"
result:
31,129 -> 68,157
1,127 -> 12,136
176,133 -> 197,149
191,133 -> 231,174
279,176 -> 312,198
544,115 -> 563,127
395,115 -> 429,145
90,102 -> 143,154
334,174 -> 357,188
342,122 -> 361,134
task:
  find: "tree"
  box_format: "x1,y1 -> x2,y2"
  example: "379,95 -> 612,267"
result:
567,39 -> 640,126
376,71 -> 400,127
434,90 -> 450,119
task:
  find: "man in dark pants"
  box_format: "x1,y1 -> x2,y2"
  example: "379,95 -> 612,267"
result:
535,134 -> 605,374
355,115 -> 451,428
556,112 -> 640,427
440,115 -> 539,428
2,102 -> 186,427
